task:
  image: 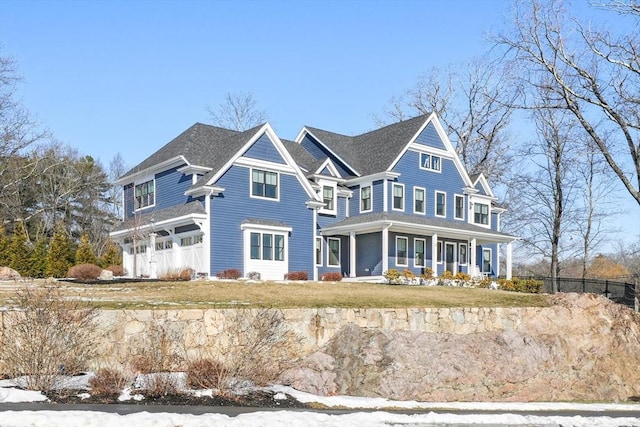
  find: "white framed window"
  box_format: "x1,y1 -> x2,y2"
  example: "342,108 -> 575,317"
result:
251,169 -> 278,200
454,194 -> 465,220
328,237 -> 340,266
482,248 -> 492,273
315,237 -> 322,266
135,179 -> 155,210
180,236 -> 193,246
437,241 -> 443,263
420,153 -> 442,172
435,191 -> 446,217
360,185 -> 372,212
474,203 -> 489,225
396,236 -> 408,266
414,238 -> 426,267
249,231 -> 285,261
322,186 -> 334,210
392,183 -> 404,211
414,187 -> 425,214
459,243 -> 468,265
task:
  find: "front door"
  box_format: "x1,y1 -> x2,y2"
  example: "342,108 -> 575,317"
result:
445,242 -> 456,274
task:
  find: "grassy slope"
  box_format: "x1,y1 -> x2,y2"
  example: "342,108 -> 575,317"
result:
0,280 -> 550,310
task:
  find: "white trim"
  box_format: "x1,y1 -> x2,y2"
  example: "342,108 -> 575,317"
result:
383,179 -> 388,212
454,194 -> 465,220
359,183 -> 373,213
392,182 -> 405,212
318,179 -> 338,216
327,237 -> 341,267
133,178 -> 156,212
116,155 -> 188,185
249,168 -> 280,202
395,236 -> 408,267
344,171 -> 400,186
413,186 -> 426,215
437,240 -> 443,264
435,190 -> 447,218
243,226 -> 289,280
472,201 -> 491,229
177,164 -> 212,175
314,158 -> 342,178
414,237 -> 426,268
240,223 -> 292,233
471,173 -> 496,199
418,152 -> 443,174
235,156 -> 297,174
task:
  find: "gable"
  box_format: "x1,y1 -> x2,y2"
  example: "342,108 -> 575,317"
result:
243,133 -> 287,164
319,166 -> 333,176
298,132 -> 353,177
475,181 -> 488,196
413,122 -> 447,151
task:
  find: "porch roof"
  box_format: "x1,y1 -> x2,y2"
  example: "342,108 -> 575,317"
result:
110,201 -> 206,237
320,212 -> 517,243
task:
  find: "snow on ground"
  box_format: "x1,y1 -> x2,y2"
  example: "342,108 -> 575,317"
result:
1,383 -> 639,426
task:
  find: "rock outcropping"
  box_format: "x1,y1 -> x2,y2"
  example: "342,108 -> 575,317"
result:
279,294 -> 640,402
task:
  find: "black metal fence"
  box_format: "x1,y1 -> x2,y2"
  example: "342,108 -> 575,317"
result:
526,276 -> 638,310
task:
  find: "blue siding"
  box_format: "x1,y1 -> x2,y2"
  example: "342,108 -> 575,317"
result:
476,243 -> 498,277
210,165 -> 314,277
244,133 -> 286,164
319,166 -> 332,176
299,134 -> 353,177
372,180 -> 384,212
414,122 -> 446,150
123,183 -> 134,218
391,150 -> 466,220
475,182 -> 488,196
317,195 -> 348,229
349,185 -> 360,216
491,212 -> 499,231
356,232 -> 382,276
155,166 -> 192,211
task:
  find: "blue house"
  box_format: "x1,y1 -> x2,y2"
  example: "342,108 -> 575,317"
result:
111,113 -> 516,281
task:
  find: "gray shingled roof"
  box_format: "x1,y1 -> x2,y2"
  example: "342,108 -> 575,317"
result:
322,212 -> 515,239
111,200 -> 205,232
281,139 -> 317,172
122,123 -> 241,179
304,114 -> 429,176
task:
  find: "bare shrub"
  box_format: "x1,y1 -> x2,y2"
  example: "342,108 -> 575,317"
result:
67,263 -> 102,280
0,286 -> 99,390
106,265 -> 124,276
321,272 -> 343,281
159,267 -> 194,281
216,268 -> 242,279
284,271 -> 308,280
89,367 -> 130,395
186,358 -> 226,389
222,309 -> 302,388
128,320 -> 185,395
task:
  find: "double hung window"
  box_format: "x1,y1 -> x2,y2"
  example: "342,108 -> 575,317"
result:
414,187 -> 425,214
474,203 -> 489,225
435,191 -> 446,217
393,184 -> 404,210
328,238 -> 340,266
252,169 -> 278,199
361,186 -> 371,212
396,237 -> 408,266
455,195 -> 464,219
135,180 -> 155,210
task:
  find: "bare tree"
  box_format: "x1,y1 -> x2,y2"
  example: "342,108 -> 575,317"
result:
107,152 -> 128,220
375,57 -> 516,185
207,91 -> 268,131
496,0 -> 640,204
509,86 -> 581,292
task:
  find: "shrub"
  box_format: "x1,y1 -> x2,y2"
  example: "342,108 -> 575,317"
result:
384,269 -> 401,284
440,270 -> 455,280
216,268 -> 242,280
285,271 -> 308,280
498,277 -> 544,293
90,367 -> 130,395
454,272 -> 471,281
321,272 -> 343,281
67,263 -> 102,280
106,264 -> 125,277
421,267 -> 434,279
186,358 -> 226,389
0,286 -> 99,390
160,267 -> 194,281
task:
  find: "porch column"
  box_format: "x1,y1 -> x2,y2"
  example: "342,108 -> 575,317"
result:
506,242 -> 513,279
203,193 -> 211,277
382,225 -> 389,273
149,232 -> 157,279
431,233 -> 438,275
470,238 -> 477,276
349,231 -> 356,278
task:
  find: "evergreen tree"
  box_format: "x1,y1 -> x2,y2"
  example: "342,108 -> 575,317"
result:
46,227 -> 74,277
0,226 -> 10,267
99,238 -> 122,268
75,233 -> 97,265
28,238 -> 48,278
8,223 -> 31,275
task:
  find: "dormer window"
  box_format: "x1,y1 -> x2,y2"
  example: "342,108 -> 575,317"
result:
474,203 -> 489,225
135,180 -> 155,210
420,153 -> 441,172
323,186 -> 334,210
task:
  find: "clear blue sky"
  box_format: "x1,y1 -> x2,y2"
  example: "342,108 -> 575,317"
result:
1,0 -> 638,249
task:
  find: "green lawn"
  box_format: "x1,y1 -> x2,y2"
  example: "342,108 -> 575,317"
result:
0,280 -> 550,310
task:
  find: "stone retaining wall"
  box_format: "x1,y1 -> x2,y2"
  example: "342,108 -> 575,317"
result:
1,306 -> 533,367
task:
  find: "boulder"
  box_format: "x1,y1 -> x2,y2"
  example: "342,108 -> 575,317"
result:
0,266 -> 21,281
279,294 -> 640,402
99,269 -> 114,280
